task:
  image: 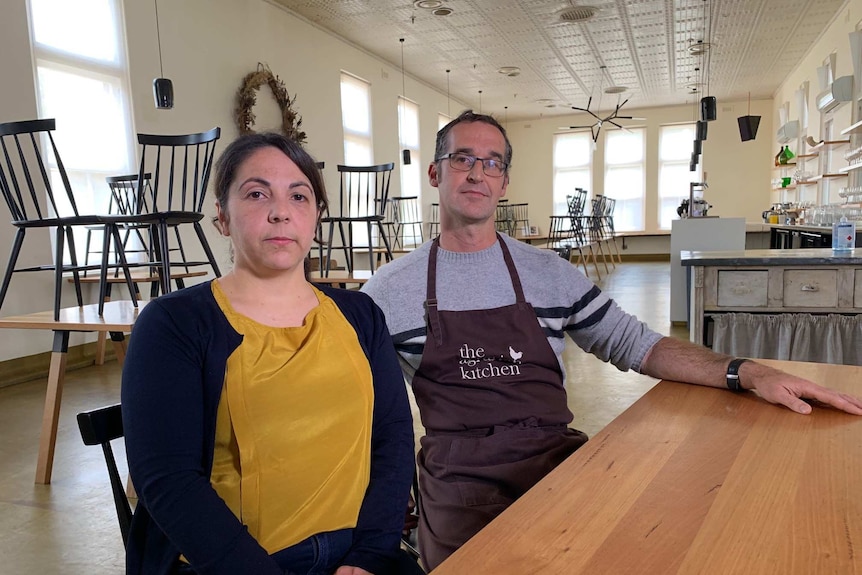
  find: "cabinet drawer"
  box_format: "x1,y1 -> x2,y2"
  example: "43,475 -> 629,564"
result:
717,271 -> 768,307
783,270 -> 838,307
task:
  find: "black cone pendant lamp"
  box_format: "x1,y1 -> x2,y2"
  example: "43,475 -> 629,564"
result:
152,0 -> 173,109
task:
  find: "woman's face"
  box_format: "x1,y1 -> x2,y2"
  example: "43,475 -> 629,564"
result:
216,146 -> 319,276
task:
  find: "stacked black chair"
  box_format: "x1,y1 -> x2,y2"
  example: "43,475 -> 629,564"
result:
0,118 -> 137,319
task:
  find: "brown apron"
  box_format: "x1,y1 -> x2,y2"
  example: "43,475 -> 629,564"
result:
413,235 -> 588,571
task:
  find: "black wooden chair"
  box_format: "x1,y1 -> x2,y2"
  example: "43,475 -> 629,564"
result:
132,127 -> 222,295
0,118 -> 138,320
76,403 -> 132,547
382,196 -> 424,250
319,163 -> 395,275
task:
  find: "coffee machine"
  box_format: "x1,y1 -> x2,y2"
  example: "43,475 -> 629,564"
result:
677,182 -> 712,218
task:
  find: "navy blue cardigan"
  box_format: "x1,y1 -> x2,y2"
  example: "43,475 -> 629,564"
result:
121,282 -> 414,574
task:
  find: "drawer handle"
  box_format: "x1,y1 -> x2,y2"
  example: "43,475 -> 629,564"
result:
800,284 -> 819,292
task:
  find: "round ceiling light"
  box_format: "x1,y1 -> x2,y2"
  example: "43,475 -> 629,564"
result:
688,41 -> 712,55
432,7 -> 454,16
498,66 -> 521,77
604,85 -> 627,94
413,0 -> 444,9
557,6 -> 599,23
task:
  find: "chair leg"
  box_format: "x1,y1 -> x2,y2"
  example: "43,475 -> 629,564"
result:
341,222 -> 353,273
366,221 -> 375,273
174,226 -> 190,274
376,221 -> 394,267
587,244 -> 602,281
157,222 -> 171,294
193,221 -> 221,276
0,228 -> 25,314
324,222 -> 337,276
65,226 -> 84,308
53,226 -> 66,321
110,224 -> 139,307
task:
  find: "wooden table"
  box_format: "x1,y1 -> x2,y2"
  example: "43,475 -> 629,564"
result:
309,269 -> 373,287
515,233 -> 549,245
0,301 -> 143,484
431,359 -> 862,574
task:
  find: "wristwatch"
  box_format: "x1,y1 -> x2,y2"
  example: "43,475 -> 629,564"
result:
726,358 -> 750,392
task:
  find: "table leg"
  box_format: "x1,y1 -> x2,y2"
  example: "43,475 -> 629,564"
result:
109,331 -> 128,365
35,330 -> 70,484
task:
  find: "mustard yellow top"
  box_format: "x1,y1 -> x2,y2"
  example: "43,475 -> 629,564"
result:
209,280 -> 374,553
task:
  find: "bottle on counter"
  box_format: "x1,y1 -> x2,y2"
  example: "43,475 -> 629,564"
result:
832,216 -> 855,252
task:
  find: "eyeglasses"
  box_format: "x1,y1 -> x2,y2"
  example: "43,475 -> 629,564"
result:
436,152 -> 508,177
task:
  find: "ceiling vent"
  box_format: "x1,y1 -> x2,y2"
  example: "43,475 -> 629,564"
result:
816,75 -> 853,114
558,6 -> 599,23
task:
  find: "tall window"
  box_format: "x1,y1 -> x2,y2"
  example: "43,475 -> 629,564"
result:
553,132 -> 592,215
29,0 -> 135,261
658,124 -> 701,229
340,72 -> 373,165
604,128 -> 645,232
398,97 -> 421,206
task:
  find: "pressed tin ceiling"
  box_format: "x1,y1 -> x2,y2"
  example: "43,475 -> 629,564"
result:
272,0 -> 849,121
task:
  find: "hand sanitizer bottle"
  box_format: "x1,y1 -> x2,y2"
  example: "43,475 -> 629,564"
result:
832,216 -> 855,252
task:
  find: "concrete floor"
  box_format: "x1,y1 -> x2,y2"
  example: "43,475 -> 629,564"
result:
0,261 -> 686,573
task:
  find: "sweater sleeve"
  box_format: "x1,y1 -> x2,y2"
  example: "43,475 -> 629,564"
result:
121,298 -> 282,575
335,292 -> 416,574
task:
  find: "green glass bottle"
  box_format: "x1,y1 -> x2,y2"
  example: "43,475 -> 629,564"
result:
780,147 -> 795,164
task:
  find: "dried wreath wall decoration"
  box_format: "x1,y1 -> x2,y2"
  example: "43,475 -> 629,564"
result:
234,62 -> 306,144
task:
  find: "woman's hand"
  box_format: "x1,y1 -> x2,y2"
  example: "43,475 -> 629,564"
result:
334,567 -> 373,575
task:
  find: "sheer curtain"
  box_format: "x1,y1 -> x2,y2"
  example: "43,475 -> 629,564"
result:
712,313 -> 862,365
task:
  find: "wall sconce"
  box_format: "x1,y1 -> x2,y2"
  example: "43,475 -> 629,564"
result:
152,0 -> 173,109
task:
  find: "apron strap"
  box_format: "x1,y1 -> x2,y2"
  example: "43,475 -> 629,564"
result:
424,234 -> 526,344
426,238 -> 443,345
496,234 -> 526,303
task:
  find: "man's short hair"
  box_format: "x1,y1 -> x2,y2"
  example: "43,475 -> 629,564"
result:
435,110 -> 513,169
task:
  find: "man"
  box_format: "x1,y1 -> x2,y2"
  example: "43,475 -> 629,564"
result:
361,110 -> 862,571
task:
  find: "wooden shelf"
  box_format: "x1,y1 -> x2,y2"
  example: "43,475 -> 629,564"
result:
772,162 -> 797,168
797,153 -> 818,158
810,139 -> 850,152
812,173 -> 849,181
840,120 -> 862,135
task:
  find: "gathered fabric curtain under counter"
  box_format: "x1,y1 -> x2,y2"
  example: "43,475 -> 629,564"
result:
711,312 -> 862,365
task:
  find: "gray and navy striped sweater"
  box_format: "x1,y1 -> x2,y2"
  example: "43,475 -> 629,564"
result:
361,234 -> 663,388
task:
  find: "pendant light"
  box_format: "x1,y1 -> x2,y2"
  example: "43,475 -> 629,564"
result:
698,0 -> 716,122
446,69 -> 451,117
152,0 -> 173,109
399,38 -> 410,164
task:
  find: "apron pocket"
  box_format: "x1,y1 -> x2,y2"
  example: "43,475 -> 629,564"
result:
445,426 -> 582,508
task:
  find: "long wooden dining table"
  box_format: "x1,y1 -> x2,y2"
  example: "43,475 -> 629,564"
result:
430,359 -> 861,574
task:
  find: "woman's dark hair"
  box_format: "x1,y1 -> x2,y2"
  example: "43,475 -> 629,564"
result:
434,109 -> 513,169
213,132 -> 329,220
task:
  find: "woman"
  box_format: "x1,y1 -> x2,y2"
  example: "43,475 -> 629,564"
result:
121,133 -> 415,575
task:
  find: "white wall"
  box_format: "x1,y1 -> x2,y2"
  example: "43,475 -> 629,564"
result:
772,0 -> 862,205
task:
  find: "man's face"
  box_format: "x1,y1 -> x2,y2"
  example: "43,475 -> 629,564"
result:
429,121 -> 509,229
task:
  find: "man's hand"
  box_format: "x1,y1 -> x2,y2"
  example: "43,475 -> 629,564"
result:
335,567 -> 373,575
740,361 -> 862,415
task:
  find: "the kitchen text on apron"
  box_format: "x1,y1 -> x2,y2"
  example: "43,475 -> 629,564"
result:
458,343 -> 523,380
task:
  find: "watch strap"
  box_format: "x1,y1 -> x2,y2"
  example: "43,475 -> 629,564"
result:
726,358 -> 750,392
